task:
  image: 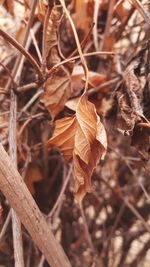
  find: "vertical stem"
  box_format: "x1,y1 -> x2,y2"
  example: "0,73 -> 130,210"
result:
101,0 -> 116,51
42,3 -> 51,76
5,0 -> 38,91
129,0 -> 150,25
58,0 -> 89,91
80,204 -> 95,253
9,91 -> 24,267
0,144 -> 72,267
7,1 -> 38,266
93,0 -> 100,51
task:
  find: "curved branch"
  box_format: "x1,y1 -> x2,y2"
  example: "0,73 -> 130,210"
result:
0,29 -> 43,80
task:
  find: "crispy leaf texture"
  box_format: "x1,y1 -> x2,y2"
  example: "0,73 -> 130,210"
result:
42,5 -> 72,118
43,67 -> 71,118
46,116 -> 77,161
46,93 -> 107,203
74,93 -> 107,203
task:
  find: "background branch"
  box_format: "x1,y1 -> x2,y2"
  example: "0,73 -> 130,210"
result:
0,144 -> 71,267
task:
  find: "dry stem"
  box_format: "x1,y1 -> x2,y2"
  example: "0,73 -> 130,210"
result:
58,0 -> 89,91
0,144 -> 71,267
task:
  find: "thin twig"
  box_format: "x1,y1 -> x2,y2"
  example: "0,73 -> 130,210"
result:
48,164 -> 73,219
126,162 -> 150,204
0,144 -> 71,267
0,55 -> 16,73
93,0 -> 99,51
17,82 -> 39,93
105,202 -> 125,247
123,197 -> 150,233
0,31 -> 43,80
42,2 -> 52,75
0,210 -> 11,241
0,61 -> 17,87
110,145 -> 150,205
47,51 -> 115,78
30,24 -> 42,63
69,23 -> 94,58
18,113 -> 44,137
114,0 -> 124,11
100,175 -> 150,234
137,122 -> 150,129
9,90 -> 24,267
80,204 -> 95,253
18,89 -> 43,118
101,0 -> 116,51
88,76 -> 121,96
58,0 -> 89,91
39,164 -> 72,267
129,0 -> 150,25
7,2 -> 39,267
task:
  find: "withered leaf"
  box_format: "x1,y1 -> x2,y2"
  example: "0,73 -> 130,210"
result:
124,61 -> 144,117
114,59 -> 147,132
74,93 -> 107,203
46,93 -> 107,203
44,5 -> 63,66
116,89 -> 136,131
70,65 -> 107,97
42,5 -> 72,118
65,65 -> 108,112
43,66 -> 71,118
46,116 -> 77,161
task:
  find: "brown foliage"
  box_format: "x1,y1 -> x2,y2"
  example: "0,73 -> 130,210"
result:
0,0 -> 150,266
47,93 -> 107,203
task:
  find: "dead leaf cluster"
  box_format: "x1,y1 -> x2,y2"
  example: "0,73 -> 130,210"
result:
0,0 -> 150,266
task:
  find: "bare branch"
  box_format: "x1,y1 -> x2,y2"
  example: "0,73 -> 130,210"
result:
0,144 -> 71,267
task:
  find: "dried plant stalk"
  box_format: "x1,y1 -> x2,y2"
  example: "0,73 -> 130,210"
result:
0,144 -> 71,267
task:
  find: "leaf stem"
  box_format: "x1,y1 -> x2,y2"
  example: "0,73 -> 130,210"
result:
58,0 -> 89,92
0,29 -> 43,80
47,51 -> 114,78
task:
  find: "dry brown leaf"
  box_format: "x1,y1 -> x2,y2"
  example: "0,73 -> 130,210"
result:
111,59 -> 146,132
70,65 -> 107,97
43,66 -> 71,118
65,97 -> 80,112
74,93 -> 107,203
46,93 -> 107,203
124,61 -> 144,117
116,89 -> 136,131
44,5 -> 62,66
65,65 -> 108,112
42,5 -> 72,118
46,116 -> 77,161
